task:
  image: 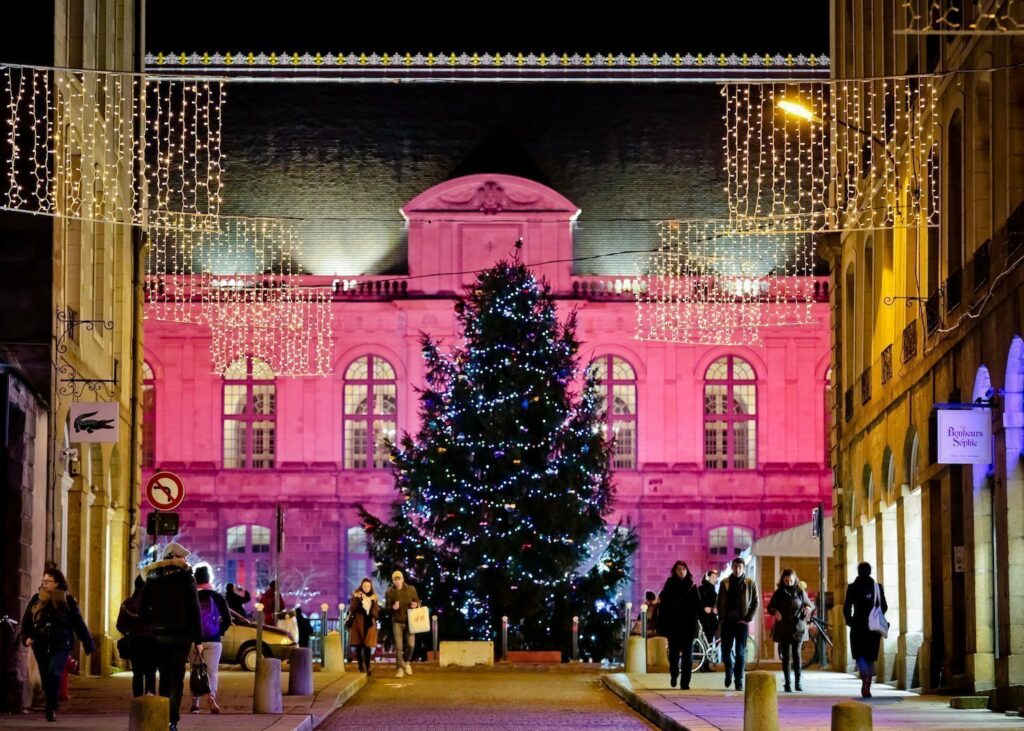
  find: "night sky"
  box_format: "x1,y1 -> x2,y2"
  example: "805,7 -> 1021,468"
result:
145,3 -> 831,57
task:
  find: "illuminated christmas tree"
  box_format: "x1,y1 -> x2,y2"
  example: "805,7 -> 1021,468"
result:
359,253 -> 636,659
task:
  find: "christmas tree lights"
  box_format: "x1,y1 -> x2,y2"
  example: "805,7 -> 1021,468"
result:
360,255 -> 636,659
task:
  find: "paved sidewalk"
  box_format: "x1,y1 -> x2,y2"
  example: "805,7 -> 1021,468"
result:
605,671 -> 1024,730
2,669 -> 365,730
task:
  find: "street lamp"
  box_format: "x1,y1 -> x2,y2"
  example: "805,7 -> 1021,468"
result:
776,97 -> 896,166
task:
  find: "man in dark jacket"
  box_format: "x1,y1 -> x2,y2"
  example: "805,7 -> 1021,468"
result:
697,569 -> 720,672
716,557 -> 759,691
385,570 -> 420,678
141,543 -> 203,731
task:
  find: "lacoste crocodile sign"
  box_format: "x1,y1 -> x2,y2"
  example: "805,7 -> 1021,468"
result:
70,402 -> 119,443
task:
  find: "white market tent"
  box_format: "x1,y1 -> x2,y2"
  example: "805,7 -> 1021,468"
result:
748,516 -> 833,559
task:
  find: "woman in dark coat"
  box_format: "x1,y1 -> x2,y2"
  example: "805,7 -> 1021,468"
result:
843,561 -> 888,698
116,574 -> 157,697
767,568 -> 814,692
347,577 -> 380,675
225,583 -> 251,619
21,567 -> 95,722
658,560 -> 701,689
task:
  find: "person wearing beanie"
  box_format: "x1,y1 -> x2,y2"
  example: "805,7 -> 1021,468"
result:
140,542 -> 203,731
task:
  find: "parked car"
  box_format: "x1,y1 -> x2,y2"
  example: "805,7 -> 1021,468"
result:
222,610 -> 296,671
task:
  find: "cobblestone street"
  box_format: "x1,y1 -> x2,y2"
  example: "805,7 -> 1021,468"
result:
320,669 -> 654,730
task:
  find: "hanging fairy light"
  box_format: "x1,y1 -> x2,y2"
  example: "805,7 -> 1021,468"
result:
635,218 -> 818,346
207,285 -> 334,377
722,76 -> 939,231
1,63 -> 225,224
897,0 -> 1024,34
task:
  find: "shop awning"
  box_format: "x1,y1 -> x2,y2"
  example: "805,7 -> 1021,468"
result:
748,516 -> 833,559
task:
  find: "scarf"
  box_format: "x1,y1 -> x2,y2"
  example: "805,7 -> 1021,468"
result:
361,593 -> 376,614
32,588 -> 68,622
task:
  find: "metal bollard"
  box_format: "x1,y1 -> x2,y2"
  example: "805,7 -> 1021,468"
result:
319,603 -> 329,667
338,603 -> 347,666
572,616 -> 579,662
624,602 -> 632,667
431,614 -> 439,657
254,602 -> 265,672
501,616 -> 509,661
640,603 -> 648,639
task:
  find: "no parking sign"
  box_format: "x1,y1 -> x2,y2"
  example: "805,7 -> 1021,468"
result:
145,471 -> 185,511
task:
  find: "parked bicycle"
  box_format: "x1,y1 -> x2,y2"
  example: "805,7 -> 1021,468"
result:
800,615 -> 834,668
691,625 -> 759,672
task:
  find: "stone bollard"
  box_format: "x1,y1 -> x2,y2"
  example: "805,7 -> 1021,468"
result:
743,670 -> 779,731
323,630 -> 345,673
129,695 -> 168,731
253,657 -> 284,714
831,701 -> 873,730
287,647 -> 314,696
646,636 -> 669,672
626,635 -> 647,674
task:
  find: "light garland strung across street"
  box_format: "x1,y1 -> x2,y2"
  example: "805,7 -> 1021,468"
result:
896,0 -> 1024,34
635,218 -> 818,346
1,63 -> 225,224
722,76 -> 939,231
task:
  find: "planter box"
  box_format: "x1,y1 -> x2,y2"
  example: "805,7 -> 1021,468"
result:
504,650 -> 562,663
439,641 -> 494,667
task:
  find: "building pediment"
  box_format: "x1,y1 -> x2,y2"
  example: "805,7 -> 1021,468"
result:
402,174 -> 579,218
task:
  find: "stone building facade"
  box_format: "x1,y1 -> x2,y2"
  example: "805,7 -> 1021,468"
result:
830,0 -> 1024,698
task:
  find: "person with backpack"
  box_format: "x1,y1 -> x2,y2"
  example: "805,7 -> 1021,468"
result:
189,565 -> 230,714
116,575 -> 156,697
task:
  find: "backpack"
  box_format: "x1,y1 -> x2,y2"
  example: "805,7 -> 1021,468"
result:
199,592 -> 221,640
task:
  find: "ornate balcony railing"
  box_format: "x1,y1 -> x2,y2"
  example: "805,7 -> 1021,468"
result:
901,320 -> 918,363
860,366 -> 872,405
881,345 -> 893,385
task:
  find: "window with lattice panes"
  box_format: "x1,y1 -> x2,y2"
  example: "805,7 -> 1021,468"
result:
345,527 -> 371,594
343,355 -> 398,469
588,355 -> 637,469
225,524 -> 273,591
703,355 -> 757,470
222,356 -> 276,469
708,526 -> 754,559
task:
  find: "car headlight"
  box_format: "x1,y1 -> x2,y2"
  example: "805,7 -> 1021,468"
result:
280,637 -> 294,645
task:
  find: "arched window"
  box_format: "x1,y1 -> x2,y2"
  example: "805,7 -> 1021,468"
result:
343,356 -> 397,469
142,361 -> 156,468
345,527 -> 371,594
709,526 -> 754,559
704,355 -> 757,470
223,356 -> 276,469
589,355 -> 637,469
225,524 -> 272,590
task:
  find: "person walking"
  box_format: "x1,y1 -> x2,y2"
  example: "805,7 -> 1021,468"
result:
844,561 -> 888,698
347,578 -> 380,675
767,568 -> 814,692
658,561 -> 701,689
140,543 -> 203,731
384,570 -> 420,678
294,606 -> 313,649
259,581 -> 283,626
225,583 -> 251,619
697,569 -> 720,672
116,575 -> 156,697
189,565 -> 230,714
716,557 -> 759,691
20,567 -> 95,722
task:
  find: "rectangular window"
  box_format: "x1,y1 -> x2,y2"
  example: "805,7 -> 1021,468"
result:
345,385 -> 368,414
224,385 -> 248,415
709,527 -> 728,556
733,422 -> 756,470
372,419 -> 396,469
227,525 -> 247,554
612,384 -> 635,415
251,421 -> 275,469
345,421 -> 368,469
374,384 -> 397,415
223,420 -> 246,469
705,421 -> 728,469
611,422 -> 635,469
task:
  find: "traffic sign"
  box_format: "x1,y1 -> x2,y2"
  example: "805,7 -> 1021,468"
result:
145,471 -> 185,511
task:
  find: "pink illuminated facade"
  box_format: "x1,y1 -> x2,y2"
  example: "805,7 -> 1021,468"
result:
141,174 -> 832,615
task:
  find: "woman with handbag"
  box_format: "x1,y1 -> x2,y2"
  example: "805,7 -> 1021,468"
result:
20,567 -> 95,722
348,578 -> 380,675
767,568 -> 814,692
843,561 -> 888,698
188,565 -> 230,714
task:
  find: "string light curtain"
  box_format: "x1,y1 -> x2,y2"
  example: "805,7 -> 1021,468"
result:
722,76 -> 939,231
1,63 -> 225,224
636,219 -> 818,346
897,0 -> 1024,34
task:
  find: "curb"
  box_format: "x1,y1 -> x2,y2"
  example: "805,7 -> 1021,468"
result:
603,673 -> 689,731
309,673 -> 368,728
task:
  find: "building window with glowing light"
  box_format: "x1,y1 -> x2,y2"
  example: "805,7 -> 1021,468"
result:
703,355 -> 757,470
589,355 -> 637,470
708,526 -> 753,558
343,355 -> 398,469
346,527 -> 371,593
225,524 -> 272,590
142,361 -> 156,468
222,356 -> 276,469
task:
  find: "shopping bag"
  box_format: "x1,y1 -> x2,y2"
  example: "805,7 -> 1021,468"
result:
867,582 -> 889,639
189,648 -> 211,697
407,606 -> 430,634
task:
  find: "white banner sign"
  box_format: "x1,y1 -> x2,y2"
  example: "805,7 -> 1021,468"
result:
70,402 -> 119,443
937,408 -> 991,465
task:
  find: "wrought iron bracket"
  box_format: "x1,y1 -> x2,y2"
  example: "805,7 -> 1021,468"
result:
884,294 -> 934,308
55,310 -> 118,399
